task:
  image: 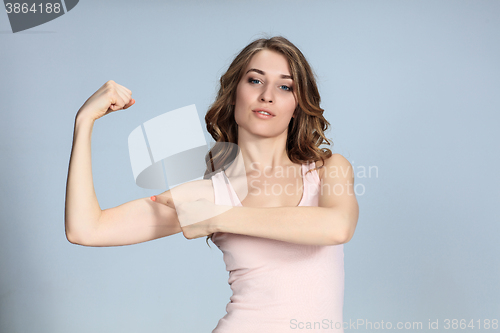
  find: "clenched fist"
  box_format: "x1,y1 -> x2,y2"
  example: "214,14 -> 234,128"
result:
76,80 -> 135,122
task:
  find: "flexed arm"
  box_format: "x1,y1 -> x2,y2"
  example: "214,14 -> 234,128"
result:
65,81 -> 182,247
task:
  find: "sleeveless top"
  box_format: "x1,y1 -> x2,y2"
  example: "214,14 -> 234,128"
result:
210,162 -> 345,333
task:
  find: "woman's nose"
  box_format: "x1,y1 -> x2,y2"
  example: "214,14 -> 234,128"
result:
259,85 -> 274,103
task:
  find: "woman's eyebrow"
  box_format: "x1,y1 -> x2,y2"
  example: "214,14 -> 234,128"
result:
246,68 -> 293,80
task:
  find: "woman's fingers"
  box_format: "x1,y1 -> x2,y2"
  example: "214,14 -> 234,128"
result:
119,84 -> 132,96
119,86 -> 134,109
123,98 -> 135,109
150,195 -> 176,209
110,85 -> 133,111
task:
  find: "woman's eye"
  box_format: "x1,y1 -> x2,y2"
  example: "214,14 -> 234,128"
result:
249,78 -> 261,84
280,85 -> 292,91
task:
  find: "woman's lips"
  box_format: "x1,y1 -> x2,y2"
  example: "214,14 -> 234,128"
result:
253,108 -> 274,116
253,110 -> 274,119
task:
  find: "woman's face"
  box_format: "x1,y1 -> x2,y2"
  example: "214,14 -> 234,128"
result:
233,49 -> 297,139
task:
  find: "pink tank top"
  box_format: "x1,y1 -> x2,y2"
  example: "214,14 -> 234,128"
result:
210,162 -> 345,333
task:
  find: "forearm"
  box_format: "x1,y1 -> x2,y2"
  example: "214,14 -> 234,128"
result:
64,115 -> 101,243
214,206 -> 351,246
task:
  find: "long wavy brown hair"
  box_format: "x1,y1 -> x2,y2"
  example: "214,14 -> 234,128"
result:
203,36 -> 333,245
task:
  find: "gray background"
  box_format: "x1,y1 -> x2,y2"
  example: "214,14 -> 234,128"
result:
1,0 -> 499,332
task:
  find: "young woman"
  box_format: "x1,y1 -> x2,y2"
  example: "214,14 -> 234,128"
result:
65,36 -> 359,332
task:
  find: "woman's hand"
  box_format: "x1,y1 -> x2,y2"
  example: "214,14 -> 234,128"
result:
151,195 -> 231,240
76,80 -> 135,122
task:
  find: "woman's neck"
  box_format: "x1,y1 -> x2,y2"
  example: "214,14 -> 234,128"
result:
235,131 -> 294,174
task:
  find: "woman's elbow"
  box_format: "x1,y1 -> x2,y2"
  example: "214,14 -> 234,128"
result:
329,219 -> 357,245
65,230 -> 81,245
65,229 -> 86,245
342,229 -> 355,244
330,228 -> 352,245
65,222 -> 92,246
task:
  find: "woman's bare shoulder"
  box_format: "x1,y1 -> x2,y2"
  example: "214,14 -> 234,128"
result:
317,153 -> 352,180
